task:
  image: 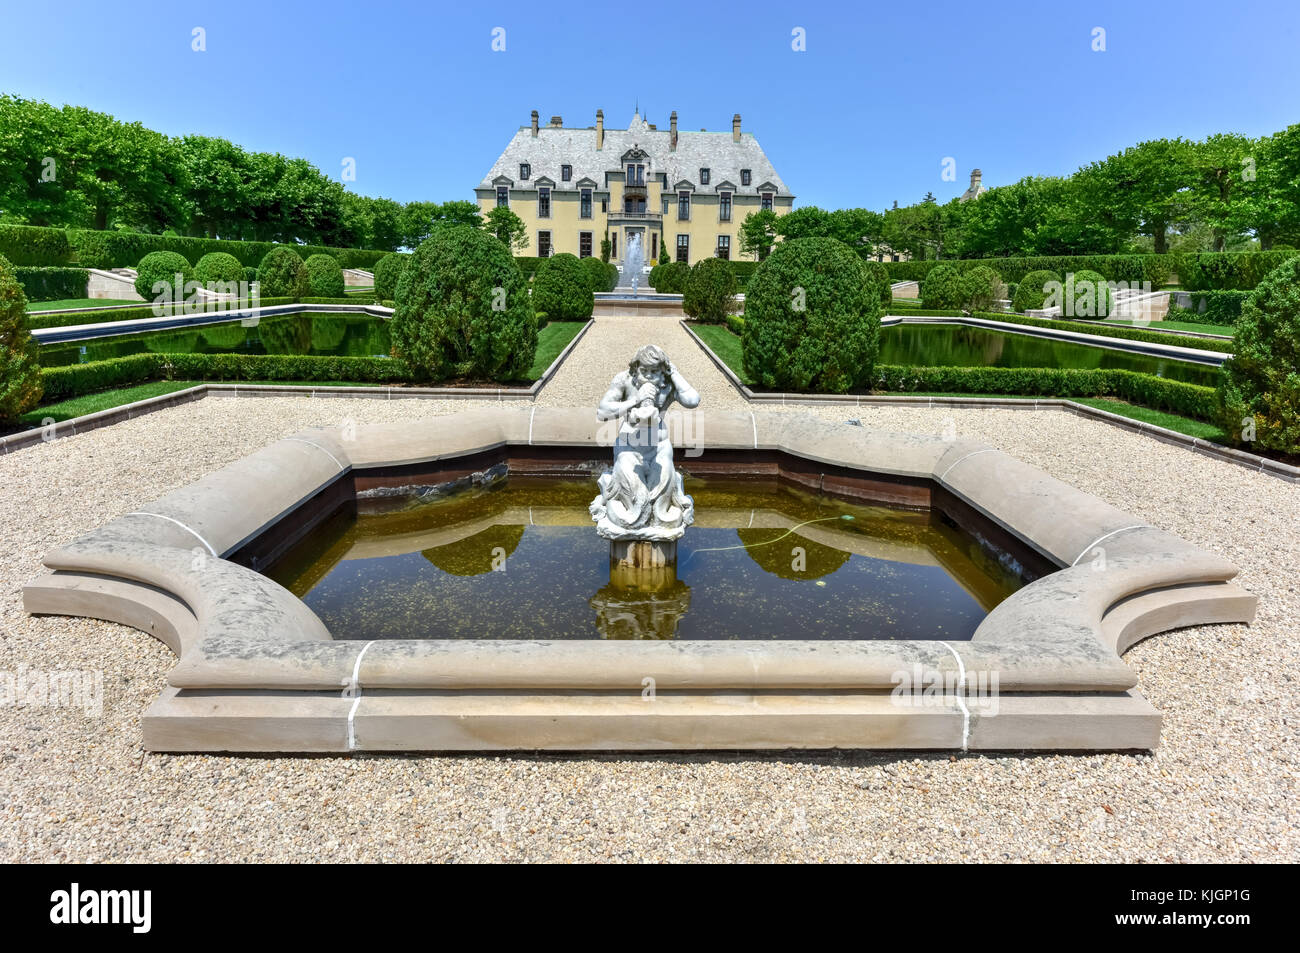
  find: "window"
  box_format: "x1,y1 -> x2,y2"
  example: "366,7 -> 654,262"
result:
663,197 -> 670,215
761,192 -> 773,212
601,198 -> 608,213
676,234 -> 689,263
740,169 -> 751,186
580,188 -> 592,219
537,186 -> 550,218
651,234 -> 657,260
716,235 -> 731,260
537,231 -> 551,257
496,186 -> 509,208
611,232 -> 618,259
580,232 -> 593,258
626,164 -> 645,186
519,163 -> 531,180
678,191 -> 691,221
719,191 -> 732,223
561,164 -> 572,182
699,168 -> 710,185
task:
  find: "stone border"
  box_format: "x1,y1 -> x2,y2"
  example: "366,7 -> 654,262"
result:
23,406 -> 1256,752
2,318 -> 595,456
680,321 -> 1300,484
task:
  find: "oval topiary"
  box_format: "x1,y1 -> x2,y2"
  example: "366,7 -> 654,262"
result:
579,255 -> 615,294
391,226 -> 537,382
193,252 -> 244,288
861,260 -> 891,308
532,253 -> 594,320
134,251 -> 193,300
1215,257 -> 1300,455
649,261 -> 689,294
373,253 -> 408,300
919,263 -> 967,309
1011,269 -> 1063,312
962,265 -> 1007,311
741,237 -> 881,393
303,253 -> 345,298
682,257 -> 738,324
1060,269 -> 1111,318
256,247 -> 309,298
0,254 -> 43,421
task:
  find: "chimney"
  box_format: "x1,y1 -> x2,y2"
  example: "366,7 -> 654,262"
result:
530,110 -> 539,137
970,168 -> 982,191
669,110 -> 678,151
595,109 -> 604,150
732,113 -> 741,142
549,115 -> 562,127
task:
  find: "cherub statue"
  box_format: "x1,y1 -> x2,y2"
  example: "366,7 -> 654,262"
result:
590,345 -> 700,541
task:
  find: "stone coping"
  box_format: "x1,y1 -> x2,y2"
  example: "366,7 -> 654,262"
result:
681,321 -> 1299,484
23,406 -> 1256,752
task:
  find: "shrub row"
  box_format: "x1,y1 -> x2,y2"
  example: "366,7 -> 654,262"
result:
969,311 -> 1235,352
13,267 -> 88,301
872,365 -> 1218,421
1167,290 -> 1251,326
0,223 -> 387,270
882,250 -> 1300,291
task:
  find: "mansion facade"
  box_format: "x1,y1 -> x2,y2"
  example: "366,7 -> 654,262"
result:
474,109 -> 794,265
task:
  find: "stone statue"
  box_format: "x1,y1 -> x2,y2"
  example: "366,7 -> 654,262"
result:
590,345 -> 700,543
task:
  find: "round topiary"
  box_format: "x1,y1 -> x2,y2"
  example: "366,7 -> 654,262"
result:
373,253 -> 408,300
391,226 -> 537,382
741,237 -> 881,393
134,251 -> 193,300
649,261 -> 689,294
919,263 -> 967,309
962,265 -> 1007,312
682,257 -> 738,324
861,260 -> 891,308
532,253 -> 594,320
579,254 -> 613,294
0,254 -> 42,421
1216,257 -> 1300,455
1061,269 -> 1111,319
193,252 -> 244,288
1011,269 -> 1062,312
256,247 -> 309,298
303,253 -> 345,298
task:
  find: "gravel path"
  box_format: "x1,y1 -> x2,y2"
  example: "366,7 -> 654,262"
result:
0,315 -> 1296,862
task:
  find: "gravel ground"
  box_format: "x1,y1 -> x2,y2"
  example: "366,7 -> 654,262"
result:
0,313 -> 1296,862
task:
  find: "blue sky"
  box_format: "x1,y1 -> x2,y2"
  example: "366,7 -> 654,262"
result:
2,0 -> 1298,211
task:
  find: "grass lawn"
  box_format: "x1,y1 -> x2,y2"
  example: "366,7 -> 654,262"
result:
26,298 -> 142,312
18,380 -> 201,425
527,321 -> 585,379
691,323 -> 750,383
1101,318 -> 1232,337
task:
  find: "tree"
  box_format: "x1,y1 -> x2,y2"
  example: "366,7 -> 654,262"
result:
1188,133 -> 1256,252
739,209 -> 778,260
774,206 -> 831,240
483,206 -> 528,252
0,253 -> 42,421
1079,139 -> 1195,254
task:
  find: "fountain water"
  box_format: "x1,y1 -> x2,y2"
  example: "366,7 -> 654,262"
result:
624,232 -> 644,297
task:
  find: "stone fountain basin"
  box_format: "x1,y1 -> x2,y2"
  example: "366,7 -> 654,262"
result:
23,408 -> 1256,753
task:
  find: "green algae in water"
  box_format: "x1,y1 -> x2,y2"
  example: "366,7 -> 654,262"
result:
263,477 -> 1032,641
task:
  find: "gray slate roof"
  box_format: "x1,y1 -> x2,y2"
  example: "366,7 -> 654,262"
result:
478,112 -> 790,195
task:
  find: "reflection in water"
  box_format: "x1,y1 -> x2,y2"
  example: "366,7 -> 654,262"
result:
590,579 -> 692,639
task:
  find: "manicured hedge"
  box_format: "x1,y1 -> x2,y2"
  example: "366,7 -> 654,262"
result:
884,307 -> 965,317
514,257 -> 547,278
0,223 -> 388,271
649,261 -> 689,293
969,311 -> 1235,352
14,267 -> 88,301
1178,251 -> 1300,291
1168,290 -> 1250,326
304,253 -> 345,298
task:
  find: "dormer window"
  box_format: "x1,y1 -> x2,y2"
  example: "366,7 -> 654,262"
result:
626,164 -> 645,186
699,168 -> 710,185
741,169 -> 751,186
561,164 -> 572,182
519,163 -> 531,180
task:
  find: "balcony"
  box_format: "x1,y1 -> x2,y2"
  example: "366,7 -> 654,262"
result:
608,209 -> 663,222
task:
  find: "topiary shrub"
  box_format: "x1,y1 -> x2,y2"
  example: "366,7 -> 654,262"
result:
1058,269 -> 1111,319
0,254 -> 43,421
133,251 -> 193,300
962,265 -> 1007,311
649,261 -> 689,294
682,257 -> 738,324
741,237 -> 881,393
919,263 -> 967,309
531,253 -> 594,320
304,253 -> 345,298
391,226 -> 537,382
1011,269 -> 1062,312
256,247 -> 309,298
861,260 -> 891,308
373,253 -> 408,300
1215,257 -> 1300,455
579,255 -> 615,294
193,252 -> 244,288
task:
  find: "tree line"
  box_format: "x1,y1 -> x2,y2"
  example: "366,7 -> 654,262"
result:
740,125 -> 1300,261
0,94 -> 478,251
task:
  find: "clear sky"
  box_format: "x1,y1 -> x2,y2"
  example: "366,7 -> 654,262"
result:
2,0 -> 1298,211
